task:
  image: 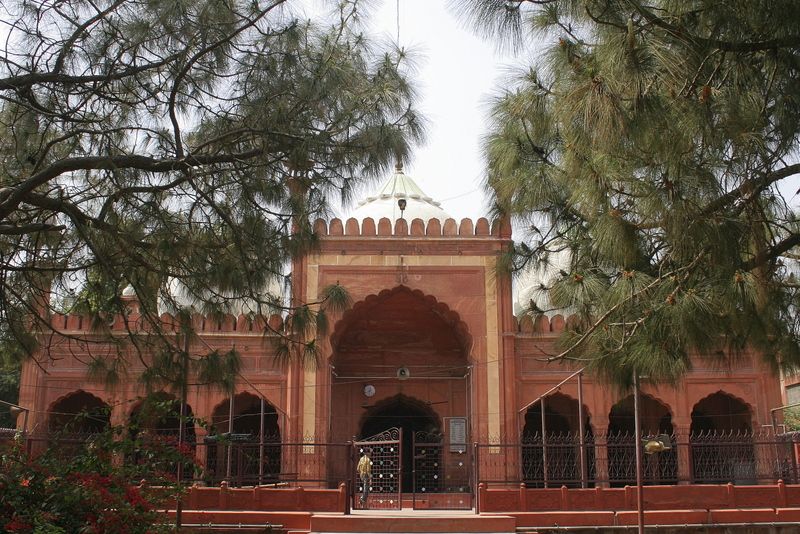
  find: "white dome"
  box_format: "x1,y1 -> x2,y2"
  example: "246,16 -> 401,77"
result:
121,284 -> 137,297
513,248 -> 572,317
158,276 -> 287,316
349,165 -> 451,222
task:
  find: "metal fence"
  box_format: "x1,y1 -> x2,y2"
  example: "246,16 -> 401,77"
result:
5,429 -> 798,490
1,432 -> 351,488
189,440 -> 350,488
477,430 -> 800,487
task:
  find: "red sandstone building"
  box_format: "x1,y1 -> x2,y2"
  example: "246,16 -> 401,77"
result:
16,167 -> 793,502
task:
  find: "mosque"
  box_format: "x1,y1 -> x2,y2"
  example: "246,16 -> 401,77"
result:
16,165 -> 789,498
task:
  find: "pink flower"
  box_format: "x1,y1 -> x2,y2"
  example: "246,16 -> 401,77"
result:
5,516 -> 32,532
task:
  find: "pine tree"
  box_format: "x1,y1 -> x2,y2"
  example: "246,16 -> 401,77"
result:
462,0 -> 800,384
0,0 -> 422,384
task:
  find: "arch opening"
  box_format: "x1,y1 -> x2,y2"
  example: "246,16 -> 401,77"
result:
690,391 -> 755,483
48,390 -> 110,435
607,394 -> 677,486
521,393 -> 595,488
207,392 -> 280,486
331,286 -> 471,376
329,286 -> 471,447
359,394 -> 441,492
129,392 -> 196,440
127,392 -> 196,477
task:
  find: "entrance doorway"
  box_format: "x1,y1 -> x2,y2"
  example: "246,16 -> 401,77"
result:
360,394 -> 440,492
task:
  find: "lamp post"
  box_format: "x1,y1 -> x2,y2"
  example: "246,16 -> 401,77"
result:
633,373 -> 644,534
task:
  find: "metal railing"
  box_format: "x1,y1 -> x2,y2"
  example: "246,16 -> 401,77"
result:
5,429 -> 798,489
477,430 -> 799,487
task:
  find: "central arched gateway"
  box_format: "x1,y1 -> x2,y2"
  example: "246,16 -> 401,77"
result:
328,286 -> 472,499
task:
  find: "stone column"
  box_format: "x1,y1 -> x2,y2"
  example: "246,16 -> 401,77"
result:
594,425 -> 609,488
674,421 -> 692,484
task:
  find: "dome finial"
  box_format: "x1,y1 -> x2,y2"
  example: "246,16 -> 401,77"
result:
395,160 -> 403,174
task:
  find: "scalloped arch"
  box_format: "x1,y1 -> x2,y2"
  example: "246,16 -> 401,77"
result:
522,391 -> 595,434
48,390 -> 111,433
691,389 -> 754,417
609,391 -> 675,421
330,285 -> 472,359
690,390 -> 753,433
48,389 -> 110,414
127,390 -> 178,419
357,393 -> 442,439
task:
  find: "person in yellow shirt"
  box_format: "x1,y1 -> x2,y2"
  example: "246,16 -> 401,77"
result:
356,449 -> 372,507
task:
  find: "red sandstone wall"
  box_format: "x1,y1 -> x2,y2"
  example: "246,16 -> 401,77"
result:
513,314 -> 783,433
17,214 -> 785,481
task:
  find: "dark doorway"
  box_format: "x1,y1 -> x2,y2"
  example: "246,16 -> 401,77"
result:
521,393 -> 595,487
208,392 -> 281,485
49,390 -> 110,435
360,395 -> 440,492
690,392 -> 754,483
128,392 -> 196,478
608,394 -> 676,486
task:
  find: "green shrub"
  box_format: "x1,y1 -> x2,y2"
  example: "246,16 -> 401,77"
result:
0,428 -> 192,533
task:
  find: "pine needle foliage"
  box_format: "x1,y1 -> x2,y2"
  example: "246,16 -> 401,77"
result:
462,0 -> 800,385
0,1 -> 423,389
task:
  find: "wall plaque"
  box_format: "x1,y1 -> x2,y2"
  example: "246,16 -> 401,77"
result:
447,417 -> 468,453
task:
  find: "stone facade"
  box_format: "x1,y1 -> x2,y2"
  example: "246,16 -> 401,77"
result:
17,187 -> 786,487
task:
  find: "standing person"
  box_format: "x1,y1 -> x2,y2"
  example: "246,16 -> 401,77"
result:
357,449 -> 372,507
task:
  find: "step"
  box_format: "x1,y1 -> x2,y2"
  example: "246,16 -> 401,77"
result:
170,510 -> 312,530
310,512 -> 516,533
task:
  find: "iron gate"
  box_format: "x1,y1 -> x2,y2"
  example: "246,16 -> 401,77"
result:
353,427 -> 402,510
412,431 -> 473,510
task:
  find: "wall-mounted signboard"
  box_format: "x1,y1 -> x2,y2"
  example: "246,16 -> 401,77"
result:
446,417 -> 468,453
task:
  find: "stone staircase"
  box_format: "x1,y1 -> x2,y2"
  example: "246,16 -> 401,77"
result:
172,509 -> 517,534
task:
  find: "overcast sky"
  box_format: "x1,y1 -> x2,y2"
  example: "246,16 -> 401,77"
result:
326,1 -> 800,218
310,0 -> 522,221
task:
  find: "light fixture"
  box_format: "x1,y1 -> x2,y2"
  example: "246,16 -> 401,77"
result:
642,434 -> 672,455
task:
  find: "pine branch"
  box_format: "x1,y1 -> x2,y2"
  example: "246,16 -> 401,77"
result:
629,2 -> 800,53
701,164 -> 800,217
541,251 -> 706,363
0,149 -> 264,222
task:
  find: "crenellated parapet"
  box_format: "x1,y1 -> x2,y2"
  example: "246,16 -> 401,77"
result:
515,313 -> 582,335
47,310 -> 286,335
313,216 -> 509,238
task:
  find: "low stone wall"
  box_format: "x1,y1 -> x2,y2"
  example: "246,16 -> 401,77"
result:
478,482 -> 800,513
180,482 -> 346,512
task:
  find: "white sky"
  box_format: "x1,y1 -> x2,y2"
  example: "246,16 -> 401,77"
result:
366,0 -> 513,221
317,0 -> 520,221
329,1 -> 800,218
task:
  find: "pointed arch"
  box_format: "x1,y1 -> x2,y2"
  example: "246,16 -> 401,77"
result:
358,393 -> 442,438
608,392 -> 674,436
689,391 -> 755,483
48,390 -> 110,434
521,392 -> 595,488
690,390 -> 753,434
331,286 -> 472,370
522,391 -> 593,437
128,391 -> 196,440
607,393 -> 677,487
206,392 -> 281,486
358,393 -> 442,492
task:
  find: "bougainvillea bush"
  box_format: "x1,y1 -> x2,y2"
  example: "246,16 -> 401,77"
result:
0,429 -> 192,533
